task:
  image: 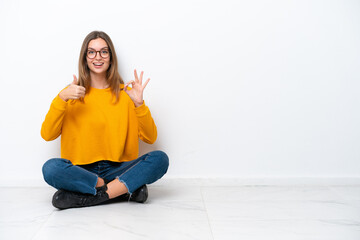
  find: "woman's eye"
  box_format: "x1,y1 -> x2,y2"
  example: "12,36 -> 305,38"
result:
88,51 -> 95,54
101,50 -> 108,54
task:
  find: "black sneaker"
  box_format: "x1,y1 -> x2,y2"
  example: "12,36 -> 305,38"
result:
130,185 -> 148,203
110,185 -> 148,203
52,185 -> 109,210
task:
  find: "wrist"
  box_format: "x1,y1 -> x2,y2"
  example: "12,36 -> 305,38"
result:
134,100 -> 143,107
59,91 -> 69,102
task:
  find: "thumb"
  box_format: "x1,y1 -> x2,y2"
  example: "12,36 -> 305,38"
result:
72,74 -> 78,85
124,82 -> 130,92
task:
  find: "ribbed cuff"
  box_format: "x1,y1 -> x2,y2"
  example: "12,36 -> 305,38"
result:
134,101 -> 149,117
51,95 -> 68,111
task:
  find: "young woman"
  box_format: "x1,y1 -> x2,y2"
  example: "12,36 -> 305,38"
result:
41,31 -> 169,210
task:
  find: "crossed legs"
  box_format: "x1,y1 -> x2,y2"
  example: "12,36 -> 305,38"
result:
42,151 -> 169,208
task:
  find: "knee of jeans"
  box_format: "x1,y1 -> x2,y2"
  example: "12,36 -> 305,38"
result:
42,158 -> 68,183
150,150 -> 169,174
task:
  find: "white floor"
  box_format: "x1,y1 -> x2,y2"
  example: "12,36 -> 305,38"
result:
1,181 -> 360,240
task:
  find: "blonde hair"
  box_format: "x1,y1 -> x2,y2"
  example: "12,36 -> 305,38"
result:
78,31 -> 123,102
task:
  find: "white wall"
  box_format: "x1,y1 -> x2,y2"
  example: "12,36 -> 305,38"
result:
1,0 -> 359,185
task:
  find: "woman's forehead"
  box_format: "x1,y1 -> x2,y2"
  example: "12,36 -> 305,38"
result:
88,38 -> 108,49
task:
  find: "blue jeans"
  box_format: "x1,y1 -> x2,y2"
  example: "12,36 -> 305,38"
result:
42,151 -> 169,195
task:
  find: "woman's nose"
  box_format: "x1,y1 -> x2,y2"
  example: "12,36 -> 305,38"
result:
95,52 -> 102,60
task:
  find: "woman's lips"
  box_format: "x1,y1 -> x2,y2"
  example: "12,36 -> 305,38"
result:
93,62 -> 104,68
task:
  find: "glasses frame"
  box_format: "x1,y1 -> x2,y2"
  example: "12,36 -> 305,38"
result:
87,48 -> 111,59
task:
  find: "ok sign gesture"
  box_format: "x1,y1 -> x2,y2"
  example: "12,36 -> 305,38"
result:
124,69 -> 150,107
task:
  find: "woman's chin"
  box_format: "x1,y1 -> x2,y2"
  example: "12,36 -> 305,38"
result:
90,68 -> 107,75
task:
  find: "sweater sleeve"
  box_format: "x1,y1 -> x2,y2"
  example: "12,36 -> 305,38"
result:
134,101 -> 157,144
41,94 -> 68,141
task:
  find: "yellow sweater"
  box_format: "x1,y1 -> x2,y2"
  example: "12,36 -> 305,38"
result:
41,85 -> 157,165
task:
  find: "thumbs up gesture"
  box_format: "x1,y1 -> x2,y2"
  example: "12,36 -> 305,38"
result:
59,75 -> 86,102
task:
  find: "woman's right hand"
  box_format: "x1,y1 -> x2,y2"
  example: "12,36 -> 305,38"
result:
59,75 -> 86,102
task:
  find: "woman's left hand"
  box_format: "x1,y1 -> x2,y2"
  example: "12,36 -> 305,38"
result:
124,69 -> 150,107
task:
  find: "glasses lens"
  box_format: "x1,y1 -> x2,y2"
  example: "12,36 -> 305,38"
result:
87,50 -> 96,59
100,50 -> 109,58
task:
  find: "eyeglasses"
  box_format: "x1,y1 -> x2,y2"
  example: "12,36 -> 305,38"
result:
87,48 -> 110,59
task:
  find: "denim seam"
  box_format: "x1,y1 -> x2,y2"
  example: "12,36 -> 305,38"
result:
117,158 -> 145,178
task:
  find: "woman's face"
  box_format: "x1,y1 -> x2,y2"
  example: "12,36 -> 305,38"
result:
86,38 -> 111,76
